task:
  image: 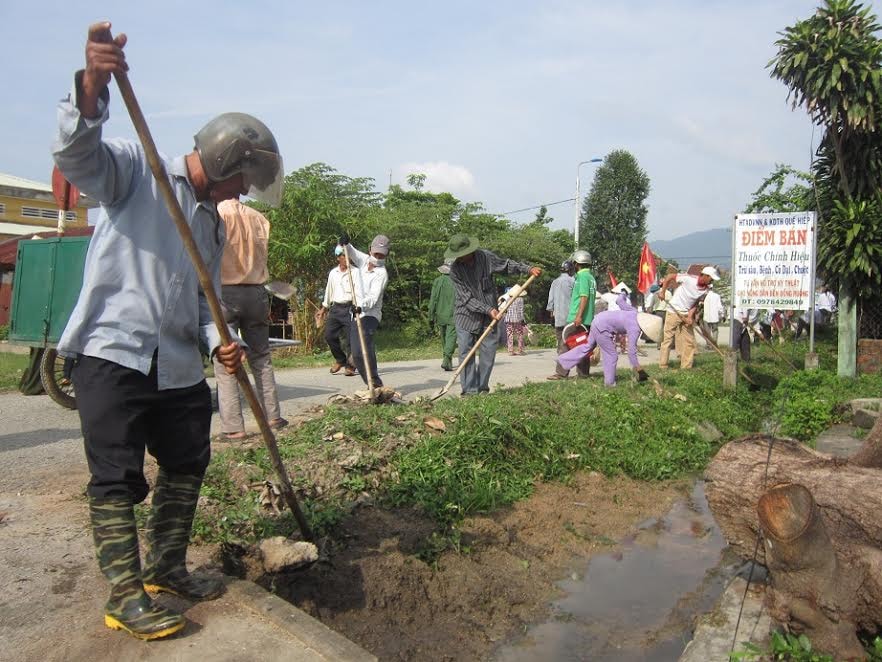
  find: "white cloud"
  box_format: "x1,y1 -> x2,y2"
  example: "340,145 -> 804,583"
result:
395,161 -> 477,197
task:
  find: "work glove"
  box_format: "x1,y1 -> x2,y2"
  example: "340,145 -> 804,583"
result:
352,305 -> 362,315
339,232 -> 350,246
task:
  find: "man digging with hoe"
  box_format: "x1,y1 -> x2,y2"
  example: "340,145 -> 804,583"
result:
53,22 -> 285,640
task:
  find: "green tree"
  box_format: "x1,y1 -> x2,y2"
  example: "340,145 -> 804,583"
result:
531,205 -> 554,227
360,184 -> 462,328
769,0 -> 882,200
580,149 -> 650,286
489,220 -> 573,321
406,173 -> 427,191
744,164 -> 813,213
769,0 -> 882,375
260,163 -> 380,348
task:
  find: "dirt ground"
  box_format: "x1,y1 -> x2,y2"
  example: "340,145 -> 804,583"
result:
232,472 -> 692,662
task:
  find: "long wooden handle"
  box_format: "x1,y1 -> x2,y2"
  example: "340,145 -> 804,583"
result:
113,70 -> 313,541
342,247 -> 375,401
432,273 -> 537,400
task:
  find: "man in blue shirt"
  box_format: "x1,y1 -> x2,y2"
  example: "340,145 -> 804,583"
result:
52,22 -> 284,640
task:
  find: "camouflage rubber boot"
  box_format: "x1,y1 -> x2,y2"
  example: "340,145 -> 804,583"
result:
142,470 -> 224,601
89,498 -> 185,640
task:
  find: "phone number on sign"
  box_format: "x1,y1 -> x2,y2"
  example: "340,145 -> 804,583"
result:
741,297 -> 805,307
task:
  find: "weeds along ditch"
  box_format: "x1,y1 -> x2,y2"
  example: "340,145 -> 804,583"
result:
194,337 -> 882,545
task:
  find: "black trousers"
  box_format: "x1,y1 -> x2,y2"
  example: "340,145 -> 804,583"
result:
72,354 -> 212,503
350,315 -> 382,387
731,320 -> 752,361
324,303 -> 353,365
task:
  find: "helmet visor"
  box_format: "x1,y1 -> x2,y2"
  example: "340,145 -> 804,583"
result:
243,150 -> 284,208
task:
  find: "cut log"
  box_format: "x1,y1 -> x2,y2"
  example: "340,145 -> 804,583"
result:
705,435 -> 882,659
758,484 -> 864,660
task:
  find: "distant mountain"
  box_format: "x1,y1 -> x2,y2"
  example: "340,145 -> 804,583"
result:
648,227 -> 732,269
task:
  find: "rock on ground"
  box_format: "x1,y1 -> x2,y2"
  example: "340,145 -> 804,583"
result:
259,537 -> 319,573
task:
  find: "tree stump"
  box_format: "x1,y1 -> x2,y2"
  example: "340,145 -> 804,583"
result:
705,418 -> 882,659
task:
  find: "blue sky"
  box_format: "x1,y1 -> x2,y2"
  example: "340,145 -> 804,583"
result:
0,1 -> 845,241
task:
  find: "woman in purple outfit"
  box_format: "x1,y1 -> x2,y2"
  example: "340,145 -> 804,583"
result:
556,311 -> 661,386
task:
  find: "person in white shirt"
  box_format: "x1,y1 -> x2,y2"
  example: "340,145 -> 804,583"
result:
701,286 -> 724,344
339,233 -> 390,389
817,286 -> 837,325
316,248 -> 356,375
658,266 -> 720,369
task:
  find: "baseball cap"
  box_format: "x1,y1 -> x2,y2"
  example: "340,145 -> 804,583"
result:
370,235 -> 391,256
701,266 -> 720,281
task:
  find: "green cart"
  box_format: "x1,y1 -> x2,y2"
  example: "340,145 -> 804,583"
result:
8,236 -> 90,409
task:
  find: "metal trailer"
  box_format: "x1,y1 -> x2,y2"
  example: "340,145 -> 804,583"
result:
8,236 -> 90,409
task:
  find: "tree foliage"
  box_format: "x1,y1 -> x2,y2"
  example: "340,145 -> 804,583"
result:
264,163 -> 379,290
579,149 -> 650,286
818,195 -> 882,297
769,0 -> 882,299
769,0 -> 882,198
258,164 -> 574,347
744,164 -> 813,213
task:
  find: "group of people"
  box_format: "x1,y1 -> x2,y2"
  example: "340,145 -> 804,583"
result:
315,233 -> 391,391
545,252 -> 668,385
731,286 -> 837,360
51,21 -> 768,645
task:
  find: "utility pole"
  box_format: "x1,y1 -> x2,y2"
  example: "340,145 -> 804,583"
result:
574,158 -> 602,248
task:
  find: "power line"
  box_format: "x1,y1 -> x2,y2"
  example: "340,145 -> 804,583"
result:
499,197 -> 575,216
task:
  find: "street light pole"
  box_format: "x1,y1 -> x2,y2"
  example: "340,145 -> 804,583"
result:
574,158 -> 602,248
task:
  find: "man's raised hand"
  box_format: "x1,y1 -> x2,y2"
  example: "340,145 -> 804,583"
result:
80,22 -> 128,117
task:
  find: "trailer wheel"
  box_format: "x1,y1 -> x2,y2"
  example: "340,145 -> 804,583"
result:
40,348 -> 77,410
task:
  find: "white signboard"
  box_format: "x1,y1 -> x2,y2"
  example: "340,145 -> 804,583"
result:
732,211 -> 816,310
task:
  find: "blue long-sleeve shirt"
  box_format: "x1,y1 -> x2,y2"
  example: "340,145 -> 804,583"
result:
546,273 -> 575,327
52,73 -> 229,389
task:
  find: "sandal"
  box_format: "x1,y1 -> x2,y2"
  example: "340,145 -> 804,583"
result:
223,431 -> 247,440
269,418 -> 289,431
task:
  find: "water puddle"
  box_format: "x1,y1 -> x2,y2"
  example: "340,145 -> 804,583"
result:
493,481 -> 739,661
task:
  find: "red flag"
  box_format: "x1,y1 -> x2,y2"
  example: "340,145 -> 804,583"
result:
637,242 -> 657,294
607,269 -> 618,288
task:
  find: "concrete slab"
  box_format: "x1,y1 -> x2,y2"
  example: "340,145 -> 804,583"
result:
815,423 -> 863,458
680,576 -> 771,662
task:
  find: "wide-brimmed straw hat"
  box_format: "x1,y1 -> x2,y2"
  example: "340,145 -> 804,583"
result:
444,233 -> 480,260
637,312 -> 663,343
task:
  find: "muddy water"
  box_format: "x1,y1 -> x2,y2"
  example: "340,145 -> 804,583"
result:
493,482 -> 738,661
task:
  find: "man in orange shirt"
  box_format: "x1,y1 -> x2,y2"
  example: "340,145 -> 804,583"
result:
213,199 -> 287,439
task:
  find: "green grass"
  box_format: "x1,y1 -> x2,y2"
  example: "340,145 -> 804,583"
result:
194,336 -> 882,544
0,351 -> 31,391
